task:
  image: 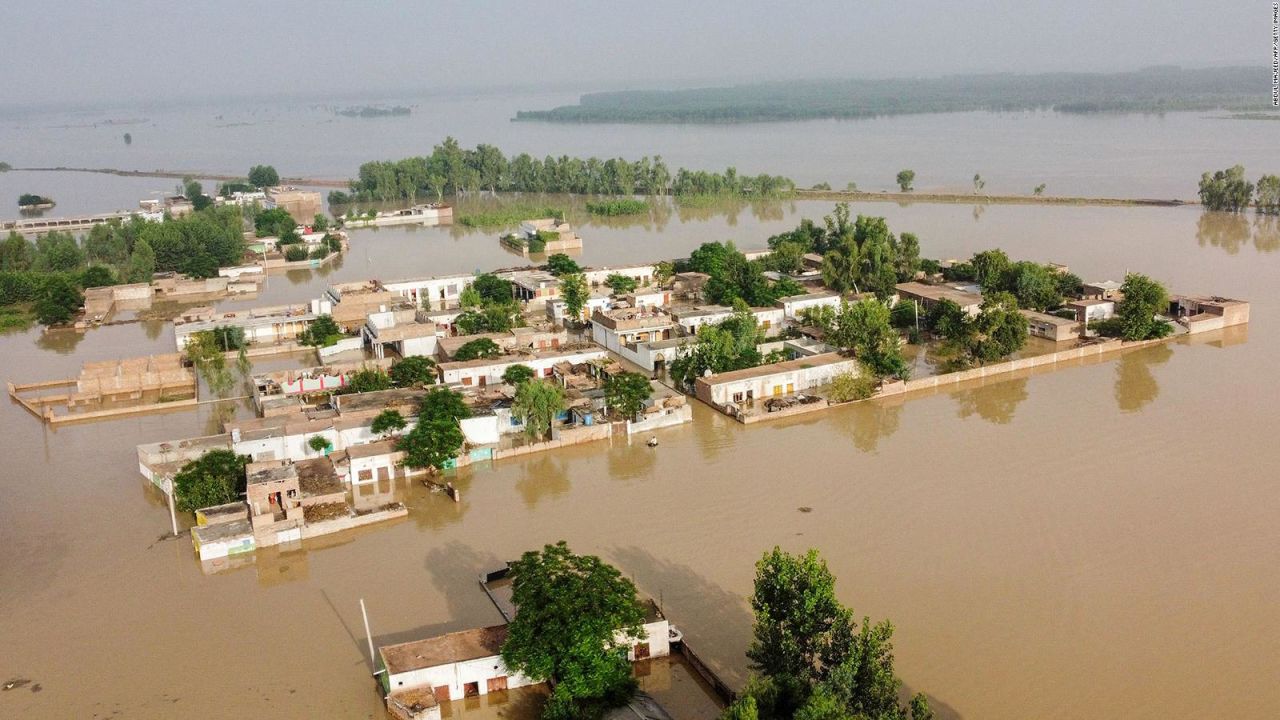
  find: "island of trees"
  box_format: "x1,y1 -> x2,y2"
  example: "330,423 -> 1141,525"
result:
514,66 -> 1272,124
336,105 -> 411,118
1198,165 -> 1280,214
18,194 -> 55,209
328,137 -> 794,205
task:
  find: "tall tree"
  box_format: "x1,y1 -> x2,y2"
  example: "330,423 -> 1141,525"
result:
748,547 -> 852,683
248,165 -> 280,188
830,300 -> 908,379
560,272 -> 588,323
1116,273 -> 1173,341
513,380 -> 566,440
501,542 -> 645,719
172,449 -> 249,512
603,372 -> 652,421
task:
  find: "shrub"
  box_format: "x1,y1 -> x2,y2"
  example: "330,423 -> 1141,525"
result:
827,372 -> 878,403
284,245 -> 308,262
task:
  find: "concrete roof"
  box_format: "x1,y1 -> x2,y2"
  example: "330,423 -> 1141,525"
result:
380,624 -> 509,675
776,290 -> 842,303
1019,309 -> 1079,327
895,281 -> 983,307
699,352 -> 853,386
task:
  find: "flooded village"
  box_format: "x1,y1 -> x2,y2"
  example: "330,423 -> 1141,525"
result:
3,10 -> 1280,717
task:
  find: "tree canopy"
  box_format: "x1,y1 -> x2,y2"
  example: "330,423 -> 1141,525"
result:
827,300 -> 908,379
397,419 -> 464,472
501,541 -> 645,720
604,372 -> 653,421
513,380 -> 566,440
248,165 -> 280,188
389,356 -> 437,388
724,547 -> 934,720
545,253 -> 582,276
453,337 -> 502,361
419,387 -> 471,424
370,409 -> 407,437
1114,273 -> 1173,341
560,272 -> 589,323
172,449 -> 249,512
502,364 -> 537,386
1198,165 -> 1254,212
298,314 -> 343,347
669,305 -> 765,388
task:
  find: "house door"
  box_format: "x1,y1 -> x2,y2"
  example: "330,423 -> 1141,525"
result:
463,681 -> 480,697
785,383 -> 794,394
433,685 -> 451,702
633,642 -> 651,660
486,676 -> 508,693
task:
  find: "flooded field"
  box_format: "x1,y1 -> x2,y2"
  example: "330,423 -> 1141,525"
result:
1,198 -> 1278,720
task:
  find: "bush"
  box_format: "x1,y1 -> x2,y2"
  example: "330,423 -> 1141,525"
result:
827,372 -> 878,403
284,245 -> 308,262
308,246 -> 328,260
453,338 -> 501,361
34,275 -> 83,325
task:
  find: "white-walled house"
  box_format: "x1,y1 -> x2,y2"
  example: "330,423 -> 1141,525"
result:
383,274 -> 475,310
695,352 -> 857,409
437,347 -> 609,388
775,290 -> 843,320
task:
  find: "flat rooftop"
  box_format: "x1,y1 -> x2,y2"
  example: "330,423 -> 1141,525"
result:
380,624 -> 509,675
699,352 -> 852,385
334,387 -> 426,414
895,281 -> 983,306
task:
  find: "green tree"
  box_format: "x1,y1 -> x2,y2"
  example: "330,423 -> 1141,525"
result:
248,165 -> 280,188
605,273 -> 639,295
969,291 -> 1029,362
34,275 -> 83,325
604,372 -> 652,421
389,356 -> 437,387
560,272 -> 589,323
513,380 -> 566,439
1,232 -> 34,271
311,213 -> 329,231
472,273 -> 514,304
454,337 -> 502,361
370,409 -> 407,437
127,236 -> 156,282
1198,165 -> 1254,212
298,314 -> 342,347
79,265 -> 117,289
419,386 -> 471,424
397,419 -> 464,472
1116,273 -> 1173,341
1256,174 -> 1280,215
1010,262 -> 1063,311
545,253 -> 581,275
895,170 -> 915,191
748,547 -> 852,683
172,449 -> 249,512
1033,183 -> 1046,196
501,541 -> 645,719
209,325 -> 246,351
308,435 -> 333,454
502,364 -> 536,386
969,249 -> 1011,290
829,300 -> 908,379
654,260 -> 676,287
284,245 -> 308,262
459,284 -> 483,308
972,173 -> 985,193
334,366 -> 392,395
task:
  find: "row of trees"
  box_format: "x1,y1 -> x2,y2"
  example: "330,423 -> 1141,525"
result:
1198,165 -> 1280,214
329,137 -> 794,204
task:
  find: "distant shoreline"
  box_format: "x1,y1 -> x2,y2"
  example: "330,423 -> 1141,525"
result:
9,166 -> 1197,208
11,166 -> 350,188
793,188 -> 1196,208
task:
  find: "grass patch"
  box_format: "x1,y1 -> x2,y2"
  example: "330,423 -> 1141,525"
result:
585,198 -> 650,216
457,204 -> 564,228
0,305 -> 35,333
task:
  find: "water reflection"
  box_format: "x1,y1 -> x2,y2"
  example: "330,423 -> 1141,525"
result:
835,395 -> 904,453
515,455 -> 571,508
953,377 -> 1029,425
35,327 -> 86,354
1114,344 -> 1173,413
1253,215 -> 1280,252
607,437 -> 657,482
1196,211 -> 1251,254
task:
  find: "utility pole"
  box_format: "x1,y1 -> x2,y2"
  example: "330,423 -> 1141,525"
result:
166,476 -> 178,536
360,598 -> 376,671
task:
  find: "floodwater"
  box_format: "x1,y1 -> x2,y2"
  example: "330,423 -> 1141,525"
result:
4,91 -> 1280,201
3,93 -> 1280,719
2,195 -> 1277,719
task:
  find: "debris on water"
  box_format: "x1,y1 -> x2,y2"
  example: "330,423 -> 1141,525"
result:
30,683 -> 41,693
798,506 -> 813,513
3,678 -> 31,691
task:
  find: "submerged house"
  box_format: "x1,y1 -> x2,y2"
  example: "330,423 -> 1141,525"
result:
694,352 -> 858,413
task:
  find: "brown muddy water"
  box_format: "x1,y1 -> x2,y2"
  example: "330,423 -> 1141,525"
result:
1,200 -> 1278,719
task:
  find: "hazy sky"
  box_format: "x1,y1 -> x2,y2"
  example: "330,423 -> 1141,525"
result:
0,1 -> 1267,106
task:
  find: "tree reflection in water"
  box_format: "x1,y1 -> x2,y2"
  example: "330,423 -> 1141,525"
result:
836,395 -> 904,453
1196,211 -> 1251,254
36,326 -> 86,354
1253,215 -> 1280,253
515,454 -> 571,508
1114,344 -> 1173,413
607,436 -> 656,482
953,377 -> 1029,425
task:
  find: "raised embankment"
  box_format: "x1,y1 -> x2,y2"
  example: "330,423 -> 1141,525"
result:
793,188 -> 1194,208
